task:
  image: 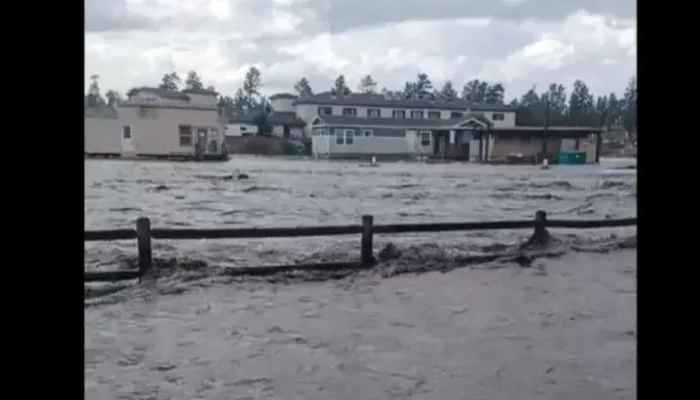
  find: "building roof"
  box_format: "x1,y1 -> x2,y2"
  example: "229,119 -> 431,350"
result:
269,93 -> 298,100
126,87 -> 191,100
84,106 -> 119,118
312,114 -> 493,130
294,91 -> 513,112
182,88 -> 218,96
227,111 -> 306,127
312,115 -> 603,136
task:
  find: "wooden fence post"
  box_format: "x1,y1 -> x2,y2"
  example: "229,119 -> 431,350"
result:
136,217 -> 153,281
361,215 -> 374,266
533,210 -> 550,245
520,210 -> 550,250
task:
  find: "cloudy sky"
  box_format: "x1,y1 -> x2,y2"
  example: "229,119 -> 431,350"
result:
85,0 -> 636,100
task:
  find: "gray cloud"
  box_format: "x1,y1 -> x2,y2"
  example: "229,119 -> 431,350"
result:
85,0 -> 636,100
84,0 -> 151,32
316,0 -> 635,33
85,0 -> 635,33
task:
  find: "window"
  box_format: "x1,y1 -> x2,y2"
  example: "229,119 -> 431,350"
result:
410,110 -> 424,119
318,106 -> 332,116
344,129 -> 355,145
362,129 -> 373,137
334,129 -> 344,144
342,108 -> 357,116
314,129 -> 326,136
392,110 -> 406,119
450,112 -> 464,119
138,106 -> 157,119
210,129 -> 218,138
420,131 -> 431,146
122,126 -> 131,139
428,111 -> 441,120
367,108 -> 381,117
492,113 -> 505,121
179,125 -> 193,146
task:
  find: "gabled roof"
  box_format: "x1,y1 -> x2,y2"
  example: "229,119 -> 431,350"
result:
294,91 -> 513,112
454,115 -> 492,128
269,93 -> 298,100
182,88 -> 218,96
84,106 -> 119,118
126,87 -> 190,100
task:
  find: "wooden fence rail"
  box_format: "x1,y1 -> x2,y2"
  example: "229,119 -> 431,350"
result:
84,211 -> 636,283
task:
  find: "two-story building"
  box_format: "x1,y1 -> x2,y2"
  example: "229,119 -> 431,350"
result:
85,87 -> 228,161
296,92 -> 603,163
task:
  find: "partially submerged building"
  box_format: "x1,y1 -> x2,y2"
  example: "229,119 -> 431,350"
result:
221,91 -> 604,164
85,87 -> 228,161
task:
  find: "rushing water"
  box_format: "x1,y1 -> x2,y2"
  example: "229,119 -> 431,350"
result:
85,157 -> 637,400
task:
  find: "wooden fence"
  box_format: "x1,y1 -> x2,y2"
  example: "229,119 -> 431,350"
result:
84,211 -> 637,282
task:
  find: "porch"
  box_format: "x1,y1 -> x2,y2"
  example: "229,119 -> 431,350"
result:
471,127 -> 604,165
426,117 -> 492,161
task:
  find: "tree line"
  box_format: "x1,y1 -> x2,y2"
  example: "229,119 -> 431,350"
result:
85,68 -> 637,133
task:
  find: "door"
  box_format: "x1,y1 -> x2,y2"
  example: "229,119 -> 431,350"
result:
121,125 -> 134,153
196,128 -> 207,156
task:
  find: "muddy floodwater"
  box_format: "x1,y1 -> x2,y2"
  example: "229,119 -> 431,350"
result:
85,157 -> 637,400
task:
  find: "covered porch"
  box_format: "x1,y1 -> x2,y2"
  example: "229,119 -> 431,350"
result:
428,116 -> 492,161
471,127 -> 605,164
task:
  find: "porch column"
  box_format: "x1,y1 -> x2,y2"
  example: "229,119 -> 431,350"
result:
478,133 -> 484,162
595,132 -> 602,163
449,130 -> 456,145
484,132 -> 490,162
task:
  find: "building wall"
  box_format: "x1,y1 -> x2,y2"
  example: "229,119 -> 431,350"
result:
225,123 -> 257,136
310,126 -> 433,156
119,105 -> 223,155
184,93 -> 218,107
270,98 -> 295,112
490,137 -> 543,161
578,135 -> 598,164
295,103 -> 516,137
85,114 -> 122,154
489,137 -> 565,162
225,123 -> 304,138
126,92 -> 217,109
469,135 -> 495,161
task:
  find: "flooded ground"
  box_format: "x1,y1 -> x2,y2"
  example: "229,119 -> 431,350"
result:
85,157 -> 637,400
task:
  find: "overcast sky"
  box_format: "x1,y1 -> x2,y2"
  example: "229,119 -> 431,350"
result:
85,0 -> 636,100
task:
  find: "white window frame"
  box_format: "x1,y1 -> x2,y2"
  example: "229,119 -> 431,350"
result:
367,108 -> 381,118
428,111 -> 441,120
342,108 -> 357,116
122,126 -> 131,139
492,113 -> 505,121
419,131 -> 431,147
178,125 -> 193,147
410,110 -> 424,119
392,110 -> 406,119
344,129 -> 355,145
314,129 -> 326,136
334,129 -> 344,144
362,129 -> 374,137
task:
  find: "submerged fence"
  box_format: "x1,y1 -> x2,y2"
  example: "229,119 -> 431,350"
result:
84,211 -> 637,282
